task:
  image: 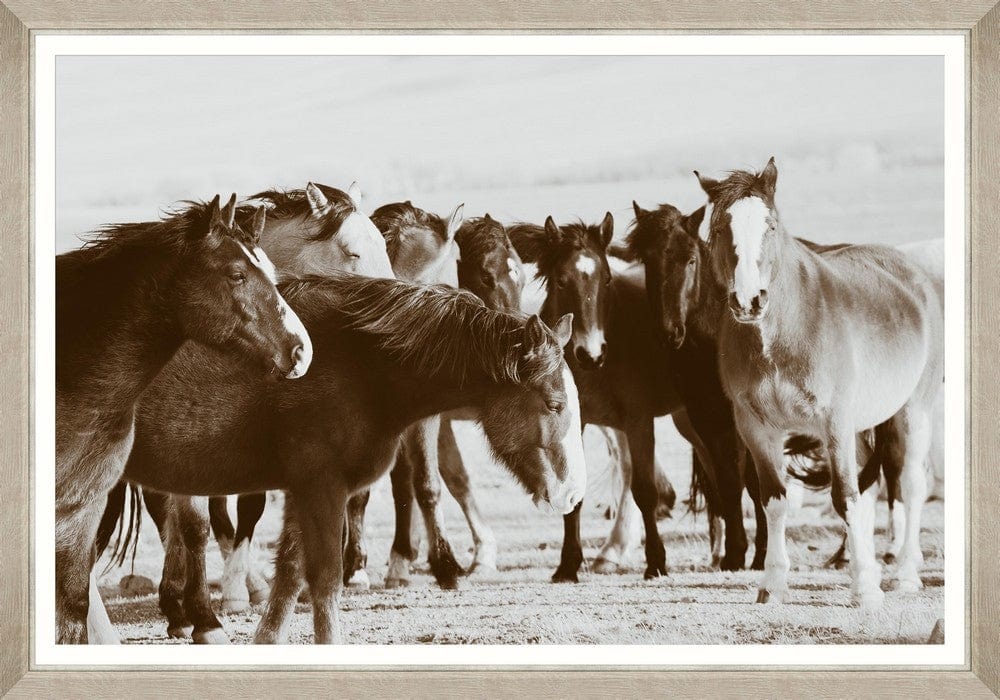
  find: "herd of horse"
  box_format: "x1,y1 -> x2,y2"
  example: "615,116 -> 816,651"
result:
55,158 -> 944,645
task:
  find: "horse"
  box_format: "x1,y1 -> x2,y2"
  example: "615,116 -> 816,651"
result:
343,211 -> 528,591
57,195 -> 312,644
96,181 -> 396,618
508,214 -> 717,581
623,201 -> 766,570
700,158 -> 943,609
118,273 -> 587,643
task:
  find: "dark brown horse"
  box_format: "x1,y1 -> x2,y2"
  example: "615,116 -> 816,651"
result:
623,202 -> 765,570
509,214 -> 715,581
57,195 -> 311,644
119,273 -> 587,643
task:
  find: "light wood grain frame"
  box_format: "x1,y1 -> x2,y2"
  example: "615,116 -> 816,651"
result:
1,2 -> 996,696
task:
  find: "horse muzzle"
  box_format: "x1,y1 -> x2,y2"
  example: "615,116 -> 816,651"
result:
729,290 -> 769,324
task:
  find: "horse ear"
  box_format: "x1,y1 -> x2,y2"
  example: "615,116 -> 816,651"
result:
551,313 -> 573,348
348,181 -> 364,210
694,170 -> 721,200
484,212 -> 494,223
250,206 -> 267,245
684,206 -> 707,239
760,156 -> 778,197
633,200 -> 647,221
305,182 -> 329,216
544,216 -> 561,245
445,203 -> 465,243
523,314 -> 548,351
599,211 -> 614,248
206,194 -> 223,232
221,193 -> 237,229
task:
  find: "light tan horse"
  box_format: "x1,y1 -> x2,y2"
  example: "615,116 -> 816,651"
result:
701,158 -> 943,610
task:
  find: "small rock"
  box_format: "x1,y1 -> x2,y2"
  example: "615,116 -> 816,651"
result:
678,596 -> 696,604
118,574 -> 156,597
538,542 -> 547,550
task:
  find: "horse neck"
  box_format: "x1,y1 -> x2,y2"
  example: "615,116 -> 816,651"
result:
689,243 -> 728,344
259,215 -> 313,275
57,246 -> 185,408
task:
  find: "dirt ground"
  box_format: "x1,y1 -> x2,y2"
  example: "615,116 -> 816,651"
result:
96,420 -> 945,645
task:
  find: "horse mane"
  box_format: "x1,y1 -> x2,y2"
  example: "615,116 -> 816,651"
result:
624,203 -> 685,259
455,217 -> 512,264
250,184 -> 356,242
370,201 -> 449,262
66,199 -> 251,266
508,220 -> 604,281
280,274 -> 561,385
703,168 -> 774,242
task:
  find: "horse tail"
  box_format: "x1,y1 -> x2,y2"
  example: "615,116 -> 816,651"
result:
686,451 -> 707,514
784,434 -> 831,489
103,483 -> 143,574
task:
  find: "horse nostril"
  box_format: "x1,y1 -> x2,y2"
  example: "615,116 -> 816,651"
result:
758,289 -> 768,306
292,344 -> 305,364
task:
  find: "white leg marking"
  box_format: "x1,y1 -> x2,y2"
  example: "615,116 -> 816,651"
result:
384,550 -> 412,588
346,568 -> 371,590
846,484 -> 884,610
87,570 -> 120,645
594,439 -> 641,572
710,516 -> 725,569
887,500 -> 906,560
221,540 -> 251,612
896,411 -> 930,592
758,496 -> 790,603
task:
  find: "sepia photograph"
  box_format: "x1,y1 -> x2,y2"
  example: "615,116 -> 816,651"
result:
40,34 -> 963,660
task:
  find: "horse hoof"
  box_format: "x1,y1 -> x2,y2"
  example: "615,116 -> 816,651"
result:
248,587 -> 269,606
551,568 -> 579,583
346,569 -> 371,590
750,557 -> 766,571
643,565 -> 667,580
856,589 -> 885,611
720,555 -> 745,572
167,625 -> 193,639
193,628 -> 231,644
384,577 -> 410,589
756,589 -> 787,604
467,559 -> 498,577
895,578 -> 922,593
591,558 -> 621,574
221,598 -> 250,614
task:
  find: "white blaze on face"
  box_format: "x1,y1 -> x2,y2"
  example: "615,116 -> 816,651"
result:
545,364 -> 587,515
340,211 -> 395,279
240,241 -> 313,378
698,201 -> 714,242
727,196 -> 771,307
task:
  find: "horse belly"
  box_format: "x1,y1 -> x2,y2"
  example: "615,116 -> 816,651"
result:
849,342 -> 927,431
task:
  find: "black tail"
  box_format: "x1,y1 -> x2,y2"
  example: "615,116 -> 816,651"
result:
784,427 -> 888,492
686,451 -> 707,514
97,482 -> 143,574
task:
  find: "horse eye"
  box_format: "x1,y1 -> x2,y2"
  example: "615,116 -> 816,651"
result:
229,271 -> 246,284
688,257 -> 696,266
546,400 -> 564,413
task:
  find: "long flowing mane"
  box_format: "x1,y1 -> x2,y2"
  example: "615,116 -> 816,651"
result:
66,201 -> 209,265
455,217 -> 512,263
251,184 -> 357,242
371,201 -> 449,261
280,274 -> 561,384
508,220 -> 603,281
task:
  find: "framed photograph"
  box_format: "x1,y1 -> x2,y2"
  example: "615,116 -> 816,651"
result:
3,1 -> 997,696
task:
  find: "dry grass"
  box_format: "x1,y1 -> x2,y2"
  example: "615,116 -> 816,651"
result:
95,419 -> 944,645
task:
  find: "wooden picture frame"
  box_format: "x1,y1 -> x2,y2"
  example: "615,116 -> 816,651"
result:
2,1 -> 996,695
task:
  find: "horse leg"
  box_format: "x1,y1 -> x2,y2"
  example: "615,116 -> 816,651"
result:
736,416 -> 790,603
594,428 -> 642,573
290,482 -> 349,644
438,418 -> 497,573
625,419 -> 667,579
56,498 -> 116,644
343,489 -> 371,589
254,493 -> 305,644
828,419 -> 884,611
888,405 -> 931,592
208,496 -> 235,562
742,459 -> 768,571
552,501 -> 584,583
221,492 -> 267,612
169,495 -> 228,644
385,446 -> 417,588
883,456 -> 905,564
407,416 -> 464,589
156,493 -> 192,639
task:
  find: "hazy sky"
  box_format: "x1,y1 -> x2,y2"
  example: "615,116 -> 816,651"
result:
55,55 -> 943,248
